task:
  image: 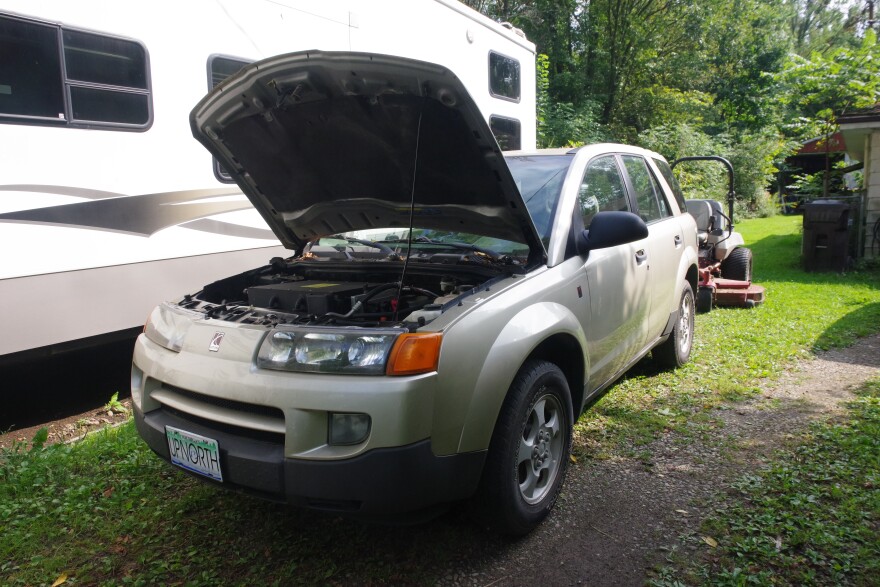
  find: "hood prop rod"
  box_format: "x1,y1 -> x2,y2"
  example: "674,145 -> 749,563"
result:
393,97 -> 426,322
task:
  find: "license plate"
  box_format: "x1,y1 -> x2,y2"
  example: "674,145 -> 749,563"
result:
165,426 -> 223,482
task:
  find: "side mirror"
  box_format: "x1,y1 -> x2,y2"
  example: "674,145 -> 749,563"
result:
577,211 -> 648,256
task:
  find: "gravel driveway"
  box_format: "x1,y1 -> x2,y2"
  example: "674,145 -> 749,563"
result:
436,333 -> 880,586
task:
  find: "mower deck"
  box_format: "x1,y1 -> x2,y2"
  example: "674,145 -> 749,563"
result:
712,278 -> 766,308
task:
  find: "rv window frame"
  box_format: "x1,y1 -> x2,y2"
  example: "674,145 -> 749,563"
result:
0,12 -> 153,131
488,51 -> 521,103
207,54 -> 253,184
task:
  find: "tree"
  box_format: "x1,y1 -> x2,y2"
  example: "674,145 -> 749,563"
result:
775,30 -> 880,195
786,0 -> 862,56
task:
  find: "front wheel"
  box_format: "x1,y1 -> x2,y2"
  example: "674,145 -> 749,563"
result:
696,287 -> 713,313
475,360 -> 573,536
653,281 -> 695,369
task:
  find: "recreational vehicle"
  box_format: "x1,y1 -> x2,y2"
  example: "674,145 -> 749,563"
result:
0,0 -> 536,365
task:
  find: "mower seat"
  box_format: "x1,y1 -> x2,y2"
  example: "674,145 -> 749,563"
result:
685,200 -> 714,244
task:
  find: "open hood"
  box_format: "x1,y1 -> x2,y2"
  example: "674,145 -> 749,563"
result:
190,51 -> 545,266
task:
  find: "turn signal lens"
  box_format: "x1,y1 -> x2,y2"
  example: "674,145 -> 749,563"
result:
386,333 -> 442,376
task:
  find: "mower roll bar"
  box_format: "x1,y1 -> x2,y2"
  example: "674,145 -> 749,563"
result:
671,156 -> 736,234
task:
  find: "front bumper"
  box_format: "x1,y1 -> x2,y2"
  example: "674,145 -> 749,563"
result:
135,404 -> 486,515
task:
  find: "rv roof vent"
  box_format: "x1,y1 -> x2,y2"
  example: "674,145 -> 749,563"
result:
498,22 -> 526,37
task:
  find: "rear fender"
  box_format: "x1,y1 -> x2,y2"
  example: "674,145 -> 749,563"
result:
712,233 -> 745,262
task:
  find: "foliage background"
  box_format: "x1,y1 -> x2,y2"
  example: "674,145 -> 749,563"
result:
465,0 -> 880,214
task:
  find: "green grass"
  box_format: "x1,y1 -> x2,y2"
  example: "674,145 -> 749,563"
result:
0,424 -> 476,585
650,378 -> 880,586
575,215 -> 880,455
1,215 -> 879,585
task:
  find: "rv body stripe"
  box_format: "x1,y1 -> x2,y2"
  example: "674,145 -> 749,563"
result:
0,186 -> 274,238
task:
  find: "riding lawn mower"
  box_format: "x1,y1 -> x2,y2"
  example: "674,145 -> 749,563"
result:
672,156 -> 766,312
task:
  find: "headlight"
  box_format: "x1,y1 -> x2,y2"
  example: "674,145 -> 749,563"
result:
257,327 -> 402,375
144,302 -> 200,352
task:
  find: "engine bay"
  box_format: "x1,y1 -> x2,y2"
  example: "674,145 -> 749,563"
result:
176,254 -> 513,329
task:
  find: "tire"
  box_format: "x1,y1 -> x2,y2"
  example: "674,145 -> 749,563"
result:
720,246 -> 752,282
475,360 -> 573,536
653,281 -> 695,369
696,287 -> 713,313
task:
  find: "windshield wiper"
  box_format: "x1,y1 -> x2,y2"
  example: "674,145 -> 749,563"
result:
328,235 -> 396,255
383,237 -> 509,263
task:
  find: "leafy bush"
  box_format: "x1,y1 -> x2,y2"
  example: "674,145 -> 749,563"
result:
638,123 -> 792,217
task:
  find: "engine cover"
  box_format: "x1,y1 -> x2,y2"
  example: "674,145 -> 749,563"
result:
246,281 -> 371,315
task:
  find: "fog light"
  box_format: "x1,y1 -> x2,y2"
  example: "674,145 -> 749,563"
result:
328,413 -> 371,445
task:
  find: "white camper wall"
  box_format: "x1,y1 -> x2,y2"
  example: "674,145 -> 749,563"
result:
0,0 -> 536,359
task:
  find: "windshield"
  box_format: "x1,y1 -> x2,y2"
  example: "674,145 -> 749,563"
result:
505,155 -> 573,244
327,154 -> 574,261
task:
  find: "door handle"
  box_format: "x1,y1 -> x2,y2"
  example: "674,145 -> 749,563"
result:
635,249 -> 647,264
674,234 -> 682,247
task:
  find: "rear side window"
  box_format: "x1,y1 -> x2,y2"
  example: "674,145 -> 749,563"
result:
0,14 -> 150,129
652,157 -> 688,214
622,155 -> 671,224
490,115 -> 521,151
489,52 -> 520,101
579,155 -> 629,229
208,55 -> 251,182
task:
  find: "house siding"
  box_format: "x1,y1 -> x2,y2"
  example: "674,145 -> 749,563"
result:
867,131 -> 879,258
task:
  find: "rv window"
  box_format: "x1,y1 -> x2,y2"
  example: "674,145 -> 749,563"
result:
489,52 -> 520,101
63,30 -> 149,125
490,115 -> 521,151
0,14 -> 151,129
0,16 -> 65,121
209,56 -> 252,182
63,30 -> 148,89
210,56 -> 250,89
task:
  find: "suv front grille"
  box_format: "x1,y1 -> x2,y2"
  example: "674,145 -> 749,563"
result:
164,385 -> 284,420
149,383 -> 285,445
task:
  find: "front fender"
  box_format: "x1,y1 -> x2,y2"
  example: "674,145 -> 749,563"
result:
449,301 -> 587,454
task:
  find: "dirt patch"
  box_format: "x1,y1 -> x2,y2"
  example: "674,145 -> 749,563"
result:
0,398 -> 132,451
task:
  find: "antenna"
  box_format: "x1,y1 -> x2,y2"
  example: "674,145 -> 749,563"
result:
393,99 -> 425,322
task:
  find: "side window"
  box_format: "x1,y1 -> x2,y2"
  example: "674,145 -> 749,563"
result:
621,155 -> 671,224
648,169 -> 671,218
0,17 -> 64,120
209,55 -> 250,89
488,52 -> 520,101
208,56 -> 251,182
0,14 -> 150,129
579,155 -> 629,229
489,115 -> 521,151
652,157 -> 688,214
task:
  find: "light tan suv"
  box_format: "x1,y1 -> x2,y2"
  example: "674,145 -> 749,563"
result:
132,51 -> 699,535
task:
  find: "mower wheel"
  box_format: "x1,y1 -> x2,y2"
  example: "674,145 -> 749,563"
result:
696,287 -> 713,313
654,281 -> 695,369
720,247 -> 752,282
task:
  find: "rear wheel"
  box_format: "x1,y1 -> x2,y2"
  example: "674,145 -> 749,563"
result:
654,281 -> 695,369
720,247 -> 752,282
475,360 -> 573,536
